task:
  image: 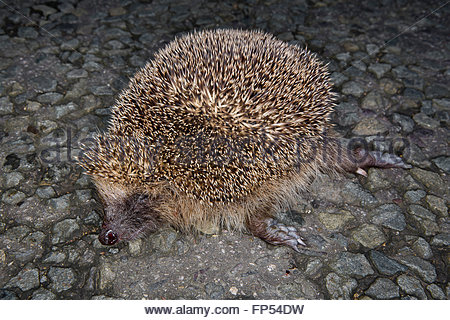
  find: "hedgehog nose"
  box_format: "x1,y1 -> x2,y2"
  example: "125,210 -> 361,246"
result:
99,229 -> 118,245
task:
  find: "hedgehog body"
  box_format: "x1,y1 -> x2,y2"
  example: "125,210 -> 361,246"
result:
79,29 -> 361,247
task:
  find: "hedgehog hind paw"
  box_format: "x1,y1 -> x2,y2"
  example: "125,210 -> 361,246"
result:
368,151 -> 412,169
250,217 -> 306,252
352,149 -> 412,175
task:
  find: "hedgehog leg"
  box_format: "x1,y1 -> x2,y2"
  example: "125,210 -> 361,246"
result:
344,147 -> 412,177
247,215 -> 306,252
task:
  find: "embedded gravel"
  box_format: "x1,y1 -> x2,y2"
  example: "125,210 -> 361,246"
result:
0,0 -> 448,300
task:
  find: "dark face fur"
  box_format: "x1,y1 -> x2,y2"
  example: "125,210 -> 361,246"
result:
99,192 -> 163,245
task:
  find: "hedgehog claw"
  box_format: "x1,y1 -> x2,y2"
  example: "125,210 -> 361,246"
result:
355,168 -> 368,177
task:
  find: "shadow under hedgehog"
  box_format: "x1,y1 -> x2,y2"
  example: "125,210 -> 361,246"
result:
78,29 -> 410,252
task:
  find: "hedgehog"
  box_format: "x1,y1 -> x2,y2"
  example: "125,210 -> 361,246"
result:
78,29 -> 410,252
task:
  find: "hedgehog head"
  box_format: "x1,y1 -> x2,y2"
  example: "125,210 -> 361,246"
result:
94,179 -> 162,245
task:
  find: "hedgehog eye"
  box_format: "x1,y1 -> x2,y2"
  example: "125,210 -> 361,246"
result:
99,229 -> 118,245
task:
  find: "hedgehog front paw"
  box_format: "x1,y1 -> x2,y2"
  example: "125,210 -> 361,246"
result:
249,217 -> 306,252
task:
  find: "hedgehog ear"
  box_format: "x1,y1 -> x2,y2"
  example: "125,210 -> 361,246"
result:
137,193 -> 149,203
